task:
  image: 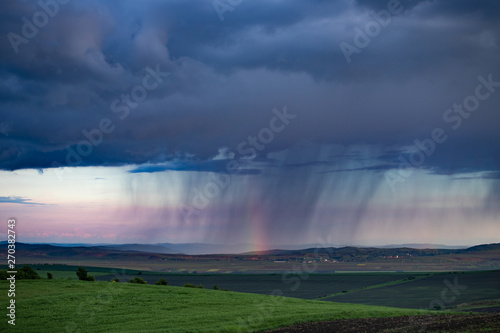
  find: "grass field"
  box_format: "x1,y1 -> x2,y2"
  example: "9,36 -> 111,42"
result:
0,279 -> 437,332
0,264 -> 141,279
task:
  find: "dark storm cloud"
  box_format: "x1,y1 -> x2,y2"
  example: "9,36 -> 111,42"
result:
0,0 -> 499,178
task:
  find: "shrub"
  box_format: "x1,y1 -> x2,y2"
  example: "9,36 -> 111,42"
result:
0,270 -> 8,280
433,304 -> 443,311
129,277 -> 147,284
213,285 -> 219,290
111,278 -> 120,282
155,278 -> 168,286
47,272 -> 53,279
18,266 -> 40,279
197,284 -> 204,289
184,283 -> 196,288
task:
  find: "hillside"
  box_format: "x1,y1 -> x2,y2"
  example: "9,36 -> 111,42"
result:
0,279 -> 434,332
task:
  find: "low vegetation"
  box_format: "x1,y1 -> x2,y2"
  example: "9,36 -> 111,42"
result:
0,265 -> 40,280
155,278 -> 168,285
129,277 -> 147,284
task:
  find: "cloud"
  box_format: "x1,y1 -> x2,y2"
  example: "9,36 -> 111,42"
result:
0,196 -> 46,205
0,0 -> 498,180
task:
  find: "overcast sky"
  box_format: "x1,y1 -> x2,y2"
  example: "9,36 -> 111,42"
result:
0,0 -> 499,249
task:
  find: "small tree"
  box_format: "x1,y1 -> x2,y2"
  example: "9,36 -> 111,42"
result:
76,267 -> 88,280
155,278 -> 168,285
76,267 -> 94,281
47,272 -> 53,279
213,285 -> 219,290
129,277 -> 147,284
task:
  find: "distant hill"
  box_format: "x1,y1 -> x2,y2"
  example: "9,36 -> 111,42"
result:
97,243 -> 179,254
460,243 -> 500,252
0,241 -> 254,255
155,243 -> 255,255
242,243 -> 500,258
2,241 -> 498,262
375,244 -> 469,250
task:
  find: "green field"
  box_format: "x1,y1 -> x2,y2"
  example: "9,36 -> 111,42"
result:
323,270 -> 500,309
94,270 -> 500,311
0,279 -> 436,332
96,271 -> 430,299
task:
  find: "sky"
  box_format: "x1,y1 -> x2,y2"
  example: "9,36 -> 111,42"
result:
0,0 -> 499,250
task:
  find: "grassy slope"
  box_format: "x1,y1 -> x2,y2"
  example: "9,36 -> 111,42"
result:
1,280 -> 435,333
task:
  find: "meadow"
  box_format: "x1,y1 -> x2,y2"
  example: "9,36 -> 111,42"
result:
0,279 -> 436,333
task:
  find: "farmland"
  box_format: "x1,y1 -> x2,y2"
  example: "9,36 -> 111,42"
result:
95,270 -> 500,311
322,270 -> 500,309
1,264 -> 500,331
96,271 -> 429,300
21,264 -> 498,311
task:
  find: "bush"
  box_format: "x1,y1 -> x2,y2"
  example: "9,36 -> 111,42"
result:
155,278 -> 168,286
197,284 -> 204,289
184,283 -> 196,288
18,266 -> 40,279
129,277 -> 147,284
213,285 -> 219,290
111,278 -> 120,282
433,304 -> 443,311
47,272 -> 53,279
76,267 -> 94,281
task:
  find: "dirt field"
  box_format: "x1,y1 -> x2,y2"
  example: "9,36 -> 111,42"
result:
263,313 -> 500,332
